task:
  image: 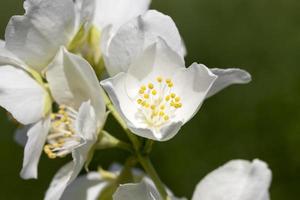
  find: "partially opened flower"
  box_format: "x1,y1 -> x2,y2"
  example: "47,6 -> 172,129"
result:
101,39 -> 251,141
41,47 -> 106,200
113,159 -> 272,200
0,46 -> 106,182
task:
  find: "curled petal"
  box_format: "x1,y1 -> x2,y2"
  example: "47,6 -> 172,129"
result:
206,68 -> 251,98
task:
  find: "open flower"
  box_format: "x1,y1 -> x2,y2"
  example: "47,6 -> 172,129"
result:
113,159 -> 272,200
101,39 -> 251,141
0,46 -> 106,183
41,47 -> 106,200
101,10 -> 186,76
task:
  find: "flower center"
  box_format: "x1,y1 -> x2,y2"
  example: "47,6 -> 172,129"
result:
44,105 -> 82,159
135,76 -> 182,127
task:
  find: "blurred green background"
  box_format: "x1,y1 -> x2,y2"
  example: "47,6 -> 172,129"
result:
1,0 -> 300,199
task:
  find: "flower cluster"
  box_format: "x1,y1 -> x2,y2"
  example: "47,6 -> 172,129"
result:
0,0 -> 271,200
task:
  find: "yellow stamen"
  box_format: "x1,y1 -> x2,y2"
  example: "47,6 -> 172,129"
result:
148,83 -> 154,89
151,89 -> 157,95
156,77 -> 163,83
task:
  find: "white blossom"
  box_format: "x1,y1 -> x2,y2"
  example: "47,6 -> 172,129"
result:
101,39 -> 251,141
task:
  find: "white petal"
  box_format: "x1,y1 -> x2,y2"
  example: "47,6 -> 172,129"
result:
46,47 -> 106,124
76,101 -> 98,141
0,65 -> 47,124
206,68 -> 252,98
5,0 -> 76,71
45,162 -> 75,200
0,39 -> 4,47
173,63 -> 217,123
45,102 -> 99,200
191,159 -> 272,200
128,121 -> 183,141
0,40 -> 26,68
113,177 -> 186,200
81,0 -> 150,30
61,172 -> 108,200
20,117 -> 50,179
101,73 -> 139,130
45,144 -> 95,200
113,181 -> 159,200
14,125 -> 30,147
104,10 -> 185,76
125,40 -> 185,99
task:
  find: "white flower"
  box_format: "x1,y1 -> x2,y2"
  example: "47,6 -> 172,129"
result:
101,39 -> 251,141
5,0 -> 79,72
113,159 -> 272,200
0,46 -> 106,183
42,47 -> 106,200
102,10 -> 186,77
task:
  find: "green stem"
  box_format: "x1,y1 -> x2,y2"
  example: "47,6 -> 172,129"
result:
137,154 -> 169,200
144,139 -> 155,155
96,130 -> 133,153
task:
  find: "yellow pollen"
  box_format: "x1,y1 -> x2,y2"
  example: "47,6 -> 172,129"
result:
136,76 -> 183,126
148,83 -> 154,89
170,101 -> 175,107
164,115 -> 169,121
175,97 -> 181,102
49,153 -> 56,159
175,103 -> 182,108
59,105 -> 66,110
50,113 -> 56,119
156,77 -> 163,83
